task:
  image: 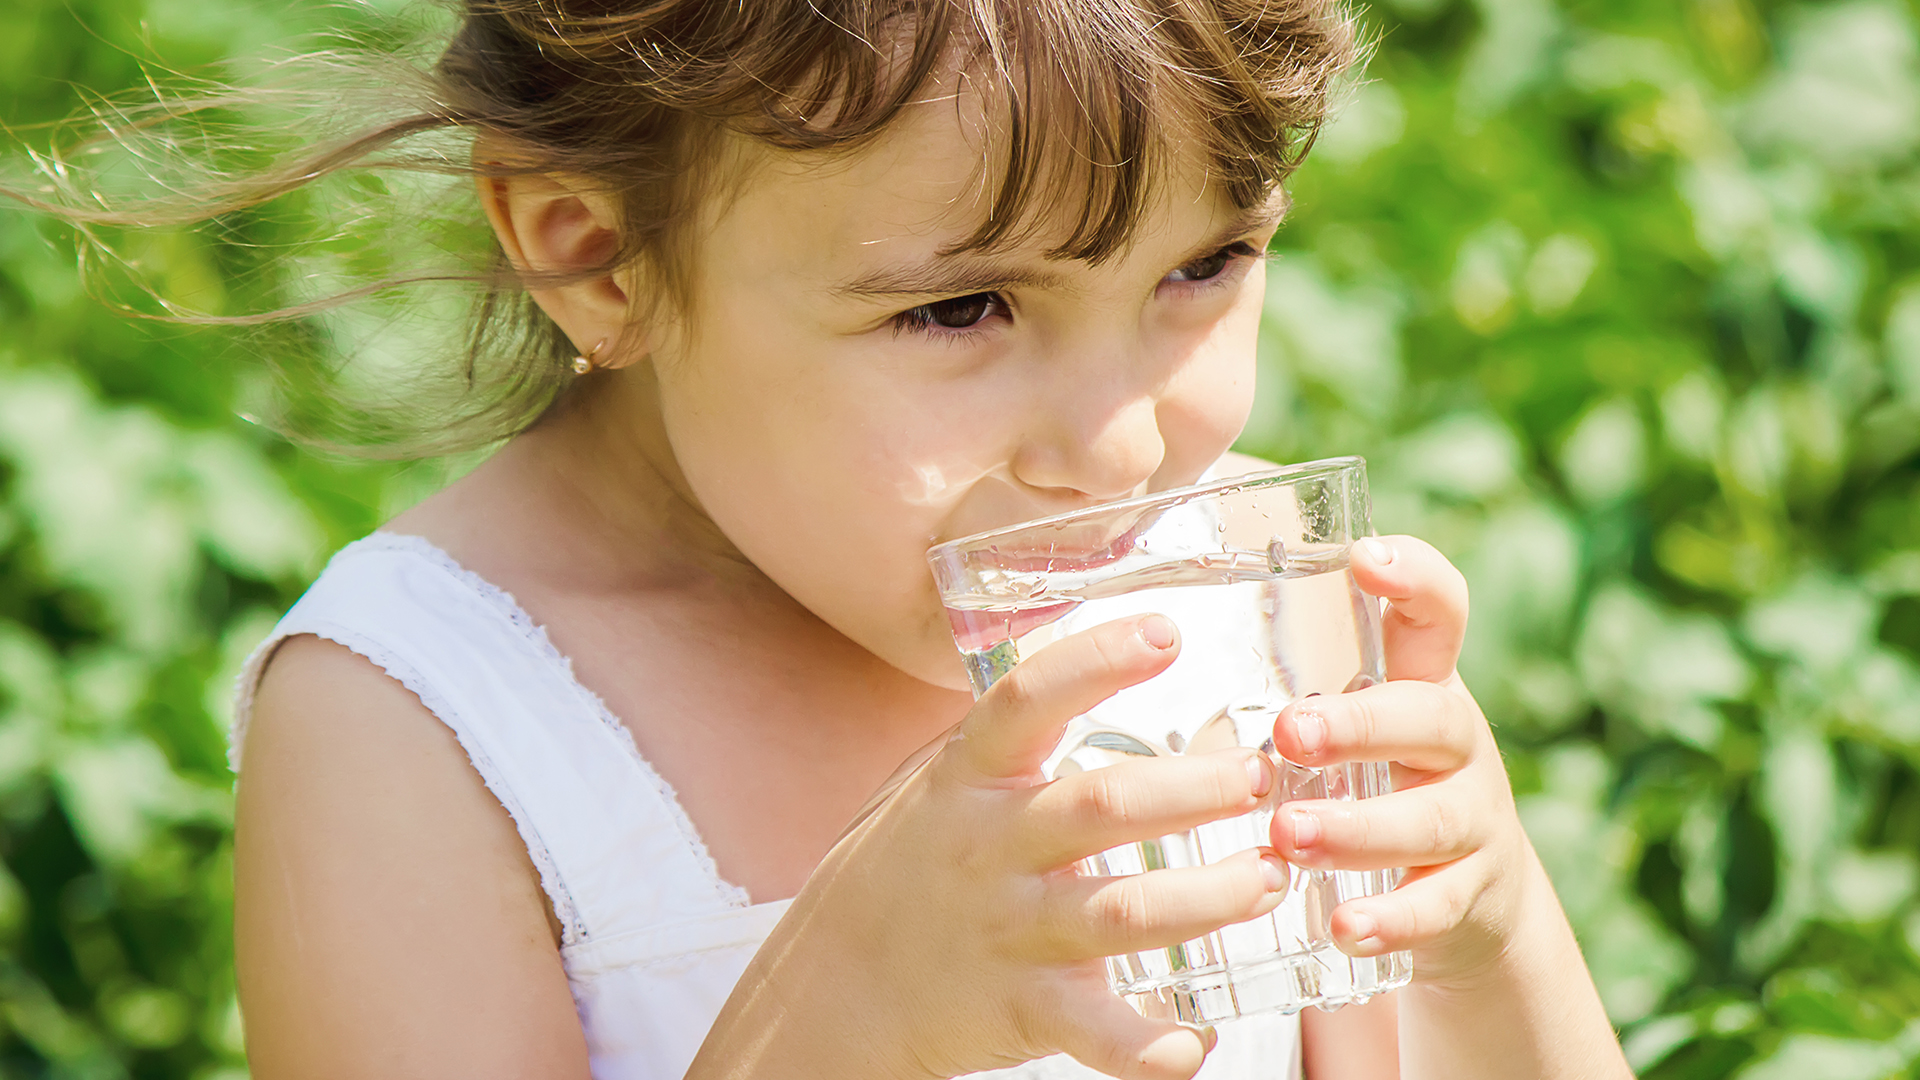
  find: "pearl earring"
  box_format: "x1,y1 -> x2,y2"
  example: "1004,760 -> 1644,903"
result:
571,339 -> 607,375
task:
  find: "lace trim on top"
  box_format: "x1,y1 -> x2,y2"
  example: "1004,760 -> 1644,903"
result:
358,532 -> 753,911
229,533 -> 753,945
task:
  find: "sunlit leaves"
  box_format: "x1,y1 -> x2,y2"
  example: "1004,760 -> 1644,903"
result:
0,4 -> 404,1074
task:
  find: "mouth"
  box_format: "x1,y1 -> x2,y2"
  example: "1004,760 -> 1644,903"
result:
969,516 -> 1149,569
930,512 -> 1159,654
942,599 -> 1079,653
936,497 -> 1168,568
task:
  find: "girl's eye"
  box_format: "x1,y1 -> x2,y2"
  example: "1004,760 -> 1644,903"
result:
924,292 -> 998,328
896,291 -> 1006,334
1165,241 -> 1261,284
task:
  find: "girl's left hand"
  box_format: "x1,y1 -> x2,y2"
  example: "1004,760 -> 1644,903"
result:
1267,534 -> 1531,987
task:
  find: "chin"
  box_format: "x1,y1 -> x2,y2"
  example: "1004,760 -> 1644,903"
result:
860,620 -> 977,693
917,660 -> 975,694
896,641 -> 977,693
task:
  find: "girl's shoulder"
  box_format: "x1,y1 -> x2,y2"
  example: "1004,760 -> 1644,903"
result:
234,622 -> 590,1076
237,531 -> 754,925
230,533 -> 547,776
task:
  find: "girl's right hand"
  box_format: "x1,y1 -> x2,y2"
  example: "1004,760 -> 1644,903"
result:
687,614 -> 1285,1080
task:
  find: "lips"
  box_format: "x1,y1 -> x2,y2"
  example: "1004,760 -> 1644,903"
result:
928,491 -> 1188,650
943,600 -> 1080,652
947,511 -> 1159,574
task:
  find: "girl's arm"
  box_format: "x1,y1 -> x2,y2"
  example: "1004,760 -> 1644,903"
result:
1297,867 -> 1620,1080
1302,994 -> 1400,1079
235,636 -> 591,1080
1394,848 -> 1626,1080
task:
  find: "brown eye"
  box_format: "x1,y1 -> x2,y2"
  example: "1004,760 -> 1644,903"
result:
891,291 -> 1009,338
1177,251 -> 1233,281
925,292 -> 996,328
1167,241 -> 1259,284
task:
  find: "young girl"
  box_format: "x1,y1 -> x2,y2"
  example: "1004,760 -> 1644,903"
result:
35,0 -> 1631,1076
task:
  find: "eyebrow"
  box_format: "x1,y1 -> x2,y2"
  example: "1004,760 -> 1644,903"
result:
832,259 -> 1075,300
830,202 -> 1289,301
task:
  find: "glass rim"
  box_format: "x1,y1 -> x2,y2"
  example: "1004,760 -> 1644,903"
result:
927,454 -> 1366,558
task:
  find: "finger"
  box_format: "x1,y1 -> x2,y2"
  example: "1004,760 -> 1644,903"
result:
1037,848 -> 1290,958
945,615 -> 1180,783
1271,787 -> 1483,872
1040,973 -> 1218,1080
1271,680 -> 1479,773
1329,859 -> 1488,956
1018,750 -> 1273,868
1350,535 -> 1468,684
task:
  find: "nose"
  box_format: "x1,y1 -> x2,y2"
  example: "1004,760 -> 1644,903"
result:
1010,354 -> 1167,502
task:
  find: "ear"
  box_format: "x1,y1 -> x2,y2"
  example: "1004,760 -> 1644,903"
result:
477,169 -> 645,369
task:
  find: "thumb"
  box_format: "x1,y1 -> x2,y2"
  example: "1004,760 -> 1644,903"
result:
1053,989 -> 1217,1080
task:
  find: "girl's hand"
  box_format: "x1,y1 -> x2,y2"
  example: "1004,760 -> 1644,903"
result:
691,614 -> 1283,1080
1275,535 -> 1632,1080
1267,535 -> 1529,986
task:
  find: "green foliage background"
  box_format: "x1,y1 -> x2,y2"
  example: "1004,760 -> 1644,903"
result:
2,0 -> 1919,1076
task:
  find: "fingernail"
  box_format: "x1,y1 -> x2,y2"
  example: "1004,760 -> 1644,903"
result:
1199,1024 -> 1219,1052
1259,853 -> 1289,892
1292,707 -> 1327,759
1359,536 -> 1394,566
1137,614 -> 1176,651
1288,808 -> 1320,849
1244,753 -> 1271,798
1345,911 -> 1378,951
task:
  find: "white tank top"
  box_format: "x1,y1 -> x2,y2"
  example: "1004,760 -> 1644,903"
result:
231,533 -> 1302,1080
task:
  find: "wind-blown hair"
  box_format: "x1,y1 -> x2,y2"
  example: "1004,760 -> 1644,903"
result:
9,0 -> 1357,456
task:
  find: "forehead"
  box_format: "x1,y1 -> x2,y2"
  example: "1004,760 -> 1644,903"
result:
702,68 -> 1266,290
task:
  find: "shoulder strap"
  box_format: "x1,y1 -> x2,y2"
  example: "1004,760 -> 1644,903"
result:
232,534 -> 750,948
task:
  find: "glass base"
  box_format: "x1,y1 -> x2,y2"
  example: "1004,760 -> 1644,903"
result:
1121,944 -> 1413,1025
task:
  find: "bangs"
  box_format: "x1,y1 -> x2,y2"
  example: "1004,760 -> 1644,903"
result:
509,0 -> 1355,263
938,0 -> 1353,262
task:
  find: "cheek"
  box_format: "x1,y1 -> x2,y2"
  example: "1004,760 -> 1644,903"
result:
654,338 -> 1000,686
677,365 -> 995,528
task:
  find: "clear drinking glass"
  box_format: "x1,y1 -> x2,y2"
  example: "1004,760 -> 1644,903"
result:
927,456 -> 1412,1024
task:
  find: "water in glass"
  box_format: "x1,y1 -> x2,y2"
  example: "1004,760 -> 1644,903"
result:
935,472 -> 1413,1023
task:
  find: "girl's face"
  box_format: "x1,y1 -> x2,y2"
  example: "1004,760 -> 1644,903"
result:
643,90 -> 1278,691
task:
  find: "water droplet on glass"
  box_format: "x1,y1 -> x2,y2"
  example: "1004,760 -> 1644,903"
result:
1267,537 -> 1289,574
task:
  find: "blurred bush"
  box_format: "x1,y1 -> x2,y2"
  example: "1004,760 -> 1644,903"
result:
1,0 -> 1917,1077
0,3 -> 446,1076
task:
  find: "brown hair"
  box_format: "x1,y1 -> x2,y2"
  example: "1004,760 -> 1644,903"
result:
10,0 -> 1357,455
